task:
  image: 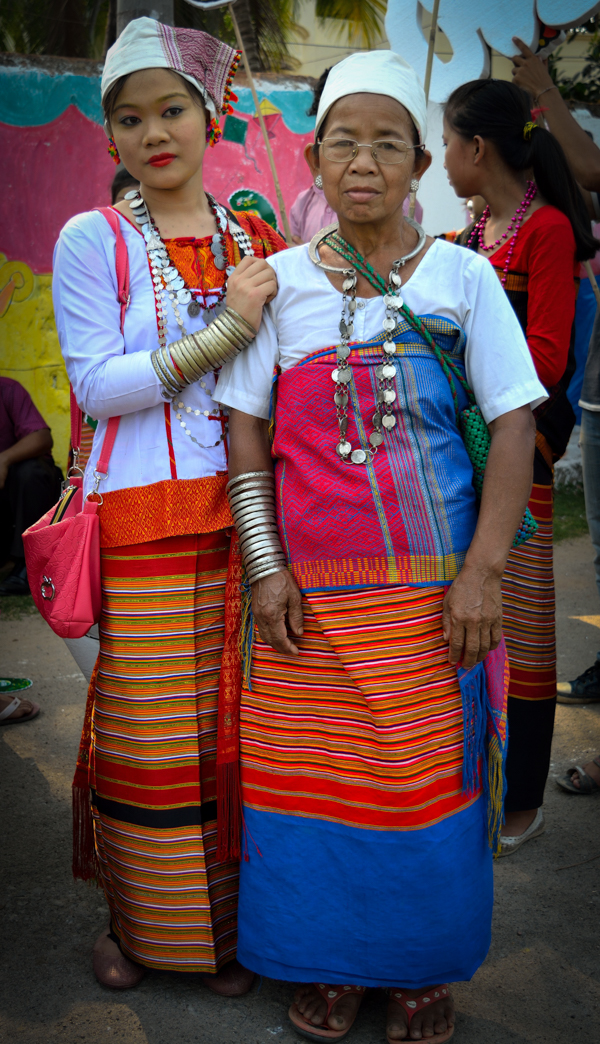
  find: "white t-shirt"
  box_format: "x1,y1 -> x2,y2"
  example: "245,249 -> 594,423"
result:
215,238 -> 547,423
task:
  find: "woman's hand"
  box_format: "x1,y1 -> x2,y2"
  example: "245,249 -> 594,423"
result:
442,564 -> 503,670
251,569 -> 304,657
226,256 -> 278,332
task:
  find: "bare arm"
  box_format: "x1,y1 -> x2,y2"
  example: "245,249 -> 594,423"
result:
442,405 -> 536,670
511,38 -> 600,191
0,428 -> 53,489
228,408 -> 304,657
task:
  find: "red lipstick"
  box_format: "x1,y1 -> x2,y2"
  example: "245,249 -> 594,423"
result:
148,153 -> 176,167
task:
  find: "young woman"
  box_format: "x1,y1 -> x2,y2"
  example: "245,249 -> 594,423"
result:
53,17 -> 283,991
214,51 -> 545,1042
442,79 -> 597,855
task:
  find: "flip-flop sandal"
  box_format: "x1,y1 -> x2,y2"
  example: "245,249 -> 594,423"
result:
0,695 -> 40,725
387,985 -> 454,1044
289,983 -> 366,1042
556,758 -> 600,795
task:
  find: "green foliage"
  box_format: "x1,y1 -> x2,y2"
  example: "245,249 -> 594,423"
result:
316,0 -> 386,48
549,29 -> 600,105
0,0 -> 110,58
554,485 -> 589,543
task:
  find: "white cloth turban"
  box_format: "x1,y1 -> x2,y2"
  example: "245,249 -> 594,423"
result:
315,50 -> 427,143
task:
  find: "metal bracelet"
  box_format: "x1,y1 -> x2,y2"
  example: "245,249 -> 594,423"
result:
227,471 -> 286,583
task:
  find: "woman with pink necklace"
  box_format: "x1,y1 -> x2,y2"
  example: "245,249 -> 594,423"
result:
442,78 -> 598,855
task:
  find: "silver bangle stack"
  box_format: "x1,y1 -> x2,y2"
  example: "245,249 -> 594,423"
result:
227,471 -> 287,584
151,307 -> 257,398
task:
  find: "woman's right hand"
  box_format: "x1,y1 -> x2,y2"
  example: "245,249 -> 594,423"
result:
225,256 -> 278,332
251,569 -> 304,657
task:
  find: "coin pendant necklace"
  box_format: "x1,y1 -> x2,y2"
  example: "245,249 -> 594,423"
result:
308,218 -> 427,465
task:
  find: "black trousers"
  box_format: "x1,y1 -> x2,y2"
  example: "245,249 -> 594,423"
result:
504,695 -> 557,813
0,456 -> 62,562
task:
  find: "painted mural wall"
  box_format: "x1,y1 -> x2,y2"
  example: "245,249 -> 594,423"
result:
0,57 -> 315,468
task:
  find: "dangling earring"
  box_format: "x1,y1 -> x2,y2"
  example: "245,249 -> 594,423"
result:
410,178 -> 419,192
315,174 -> 323,189
107,137 -> 120,165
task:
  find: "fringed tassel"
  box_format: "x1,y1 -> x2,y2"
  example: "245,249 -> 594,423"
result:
239,578 -> 255,691
216,761 -> 242,862
487,731 -> 506,856
458,665 -> 487,798
458,662 -> 506,852
72,660 -> 99,882
72,784 -> 99,882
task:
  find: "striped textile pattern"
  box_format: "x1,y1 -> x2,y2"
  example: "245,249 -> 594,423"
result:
91,532 -> 240,972
501,482 -> 556,702
241,584 -> 480,832
272,317 -> 480,592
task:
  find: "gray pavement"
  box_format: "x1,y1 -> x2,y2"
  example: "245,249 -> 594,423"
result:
1,534 -> 600,1044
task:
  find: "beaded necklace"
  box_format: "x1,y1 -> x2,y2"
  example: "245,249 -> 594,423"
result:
467,180 -> 537,287
309,219 -> 427,465
123,188 -> 253,450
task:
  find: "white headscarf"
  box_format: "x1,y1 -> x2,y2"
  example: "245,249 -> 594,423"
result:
315,50 -> 427,143
101,16 -> 239,124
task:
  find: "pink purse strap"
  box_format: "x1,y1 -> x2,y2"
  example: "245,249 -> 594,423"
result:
70,208 -> 129,480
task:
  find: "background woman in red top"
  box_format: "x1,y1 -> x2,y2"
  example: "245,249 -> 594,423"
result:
442,78 -> 597,855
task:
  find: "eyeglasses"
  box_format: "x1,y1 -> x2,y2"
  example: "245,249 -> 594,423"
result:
318,137 -> 424,165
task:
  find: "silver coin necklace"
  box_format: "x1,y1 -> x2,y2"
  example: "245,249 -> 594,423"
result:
308,218 -> 427,465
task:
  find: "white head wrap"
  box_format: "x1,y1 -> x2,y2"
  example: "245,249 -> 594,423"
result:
101,17 -> 240,128
315,50 -> 427,143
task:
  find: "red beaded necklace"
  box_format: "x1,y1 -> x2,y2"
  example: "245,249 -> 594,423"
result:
467,180 -> 537,286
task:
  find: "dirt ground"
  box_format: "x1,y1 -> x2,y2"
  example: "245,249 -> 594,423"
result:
1,534 -> 599,1044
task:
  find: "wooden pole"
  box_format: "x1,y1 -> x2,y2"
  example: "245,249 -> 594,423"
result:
410,0 -> 441,218
423,0 -> 441,102
228,4 -> 293,244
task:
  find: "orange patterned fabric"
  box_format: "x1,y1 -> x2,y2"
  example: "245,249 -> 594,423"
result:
164,211 -> 285,293
99,475 -> 233,548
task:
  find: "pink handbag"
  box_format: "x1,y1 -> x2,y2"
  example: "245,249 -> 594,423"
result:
23,208 -> 129,638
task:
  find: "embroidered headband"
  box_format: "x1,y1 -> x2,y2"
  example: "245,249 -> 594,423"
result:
101,16 -> 240,146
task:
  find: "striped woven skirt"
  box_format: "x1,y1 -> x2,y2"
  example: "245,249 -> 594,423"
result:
237,584 -> 507,988
89,532 -> 239,972
501,482 -> 557,812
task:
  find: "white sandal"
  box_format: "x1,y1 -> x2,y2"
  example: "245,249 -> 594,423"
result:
0,695 -> 40,725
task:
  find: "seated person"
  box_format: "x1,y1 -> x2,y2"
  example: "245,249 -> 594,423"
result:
0,377 -> 62,595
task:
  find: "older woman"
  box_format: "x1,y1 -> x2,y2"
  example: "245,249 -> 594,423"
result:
215,52 -> 546,1043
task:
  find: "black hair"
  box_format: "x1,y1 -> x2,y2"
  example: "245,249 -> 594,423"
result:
111,166 -> 139,205
445,79 -> 598,261
307,67 -> 331,117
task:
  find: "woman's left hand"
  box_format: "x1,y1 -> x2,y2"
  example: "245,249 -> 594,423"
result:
442,563 -> 503,670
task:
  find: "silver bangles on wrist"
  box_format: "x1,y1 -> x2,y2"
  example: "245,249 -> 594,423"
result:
151,307 -> 257,398
227,471 -> 287,584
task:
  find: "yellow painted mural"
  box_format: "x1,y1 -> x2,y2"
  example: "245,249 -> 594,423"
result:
0,255 -> 70,471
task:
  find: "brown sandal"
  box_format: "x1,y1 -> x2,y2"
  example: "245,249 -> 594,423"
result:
289,983 -> 366,1041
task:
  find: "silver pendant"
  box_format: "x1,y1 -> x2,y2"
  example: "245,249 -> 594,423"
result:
337,441 -> 352,457
214,257 -> 226,271
351,449 -> 367,464
382,364 -> 396,379
338,416 -> 348,435
383,341 -> 396,355
177,289 -> 191,305
369,431 -> 384,447
188,300 -> 201,318
334,391 -> 348,408
332,368 -> 351,384
124,189 -> 139,200
382,414 -> 396,430
383,317 -> 396,332
383,389 -> 397,404
337,344 -> 350,360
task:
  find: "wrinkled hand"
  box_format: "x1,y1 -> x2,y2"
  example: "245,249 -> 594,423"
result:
442,565 -> 503,670
511,37 -> 554,99
225,256 -> 278,332
252,568 -> 304,657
